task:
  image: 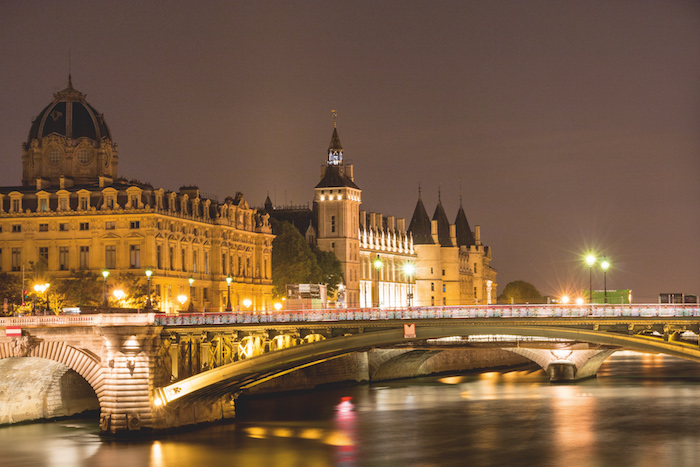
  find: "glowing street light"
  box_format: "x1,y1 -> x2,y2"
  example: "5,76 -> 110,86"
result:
177,294 -> 188,309
561,295 -> 570,304
274,302 -> 283,311
188,277 -> 195,312
373,256 -> 384,308
113,289 -> 125,301
34,283 -> 50,315
585,254 -> 596,304
225,276 -> 233,311
403,262 -> 415,307
102,270 -> 110,307
145,269 -> 153,310
243,298 -> 252,309
601,257 -> 610,304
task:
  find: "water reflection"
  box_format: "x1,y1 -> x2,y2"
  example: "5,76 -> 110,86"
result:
1,352 -> 700,466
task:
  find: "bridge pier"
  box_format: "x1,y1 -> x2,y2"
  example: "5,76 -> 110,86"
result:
506,348 -> 616,382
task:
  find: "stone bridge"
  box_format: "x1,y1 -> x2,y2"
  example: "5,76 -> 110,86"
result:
1,304 -> 699,435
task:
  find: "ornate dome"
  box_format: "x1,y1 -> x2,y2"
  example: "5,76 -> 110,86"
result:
27,76 -> 111,144
21,77 -> 118,187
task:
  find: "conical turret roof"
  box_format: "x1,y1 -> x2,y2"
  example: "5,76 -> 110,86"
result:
455,203 -> 476,247
432,199 -> 453,247
408,194 -> 434,244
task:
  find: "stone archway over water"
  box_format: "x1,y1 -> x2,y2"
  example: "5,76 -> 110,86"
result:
0,357 -> 99,424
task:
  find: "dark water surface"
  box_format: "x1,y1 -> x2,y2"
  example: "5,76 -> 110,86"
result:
2,352 -> 700,466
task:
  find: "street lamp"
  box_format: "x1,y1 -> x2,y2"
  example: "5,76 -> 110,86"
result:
188,277 -> 194,312
243,298 -> 252,310
601,258 -> 610,304
145,269 -> 153,310
373,257 -> 384,308
585,254 -> 596,304
403,263 -> 415,307
225,276 -> 233,311
102,270 -> 110,308
177,294 -> 187,310
34,283 -> 49,315
113,289 -> 125,307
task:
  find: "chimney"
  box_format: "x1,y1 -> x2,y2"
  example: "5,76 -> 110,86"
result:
369,212 -> 377,231
450,224 -> 456,246
475,225 -> 481,245
359,210 -> 366,229
397,218 -> 406,233
345,164 -> 354,181
431,219 -> 438,244
387,216 -> 395,232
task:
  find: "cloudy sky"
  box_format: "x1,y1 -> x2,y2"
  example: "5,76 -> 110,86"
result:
1,1 -> 698,301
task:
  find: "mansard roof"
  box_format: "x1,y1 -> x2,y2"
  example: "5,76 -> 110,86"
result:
407,196 -> 434,244
432,199 -> 453,247
315,165 -> 359,189
455,203 -> 476,247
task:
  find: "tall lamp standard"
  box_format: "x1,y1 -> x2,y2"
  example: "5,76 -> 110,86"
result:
145,269 -> 153,310
373,257 -> 384,308
102,270 -> 110,308
403,263 -> 415,307
188,277 -> 195,312
225,276 -> 233,311
601,258 -> 610,304
585,255 -> 596,304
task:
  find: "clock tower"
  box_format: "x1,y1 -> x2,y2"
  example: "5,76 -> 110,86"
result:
314,121 -> 361,307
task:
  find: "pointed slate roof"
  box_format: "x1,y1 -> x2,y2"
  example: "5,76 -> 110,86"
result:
328,127 -> 342,151
407,195 -> 434,244
432,199 -> 453,247
455,203 -> 476,247
315,165 -> 360,189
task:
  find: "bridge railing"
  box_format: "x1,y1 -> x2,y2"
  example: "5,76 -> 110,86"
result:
154,304 -> 700,326
2,305 -> 699,328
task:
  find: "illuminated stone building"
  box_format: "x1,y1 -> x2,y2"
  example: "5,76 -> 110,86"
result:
265,122 -> 496,308
407,191 -> 496,306
0,79 -> 273,312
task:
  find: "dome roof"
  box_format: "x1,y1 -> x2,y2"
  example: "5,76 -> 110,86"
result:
27,77 -> 111,144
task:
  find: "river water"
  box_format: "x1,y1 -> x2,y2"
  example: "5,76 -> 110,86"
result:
2,352 -> 700,466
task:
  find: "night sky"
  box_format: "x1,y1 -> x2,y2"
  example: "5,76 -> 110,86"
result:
1,1 -> 698,302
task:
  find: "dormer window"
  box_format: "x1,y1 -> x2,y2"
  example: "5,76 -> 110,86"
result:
80,197 -> 88,210
11,199 -> 20,212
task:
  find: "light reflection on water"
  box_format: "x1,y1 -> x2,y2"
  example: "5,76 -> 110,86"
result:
1,352 -> 700,466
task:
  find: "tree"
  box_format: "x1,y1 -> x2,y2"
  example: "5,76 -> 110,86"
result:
271,220 -> 321,297
55,269 -> 103,307
312,246 -> 344,294
109,272 -> 148,308
0,272 -> 22,315
498,281 -> 544,304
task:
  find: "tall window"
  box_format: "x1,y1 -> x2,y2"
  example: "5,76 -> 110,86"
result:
80,197 -> 88,210
106,196 -> 114,209
181,248 -> 186,271
39,198 -> 48,212
331,215 -> 336,233
130,245 -> 140,269
222,253 -> 227,275
169,247 -> 174,270
193,251 -> 198,273
11,199 -> 20,212
80,246 -> 89,268
59,247 -> 69,270
39,247 -> 49,263
156,245 -> 162,269
105,245 -> 116,269
59,198 -> 68,211
11,248 -> 21,271
204,252 -> 209,274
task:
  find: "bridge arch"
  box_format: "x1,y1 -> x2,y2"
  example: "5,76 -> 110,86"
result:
156,322 -> 700,406
0,340 -> 105,401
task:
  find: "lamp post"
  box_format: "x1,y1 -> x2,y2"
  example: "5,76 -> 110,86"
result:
188,277 -> 194,312
225,276 -> 232,311
373,257 -> 383,308
34,283 -> 49,315
102,270 -> 110,308
586,254 -> 596,304
601,258 -> 610,304
45,283 -> 50,315
403,263 -> 415,307
145,269 -> 153,310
